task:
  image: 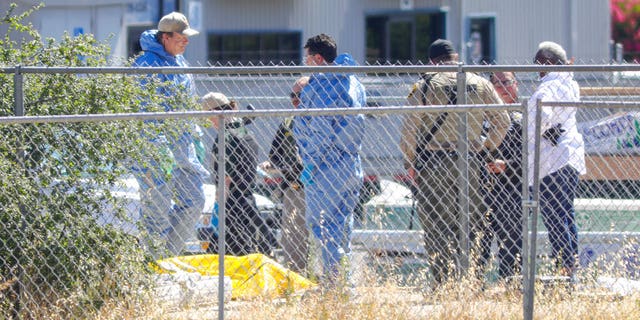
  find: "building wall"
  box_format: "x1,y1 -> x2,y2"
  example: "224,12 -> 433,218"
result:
192,0 -> 609,64
193,0 -> 371,65
576,0 -> 611,62
6,1 -> 134,63
4,0 -> 611,65
463,0 -> 610,63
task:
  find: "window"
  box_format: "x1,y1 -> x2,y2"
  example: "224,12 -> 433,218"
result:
366,11 -> 446,65
207,32 -> 302,65
466,17 -> 495,65
127,24 -> 154,59
160,0 -> 180,17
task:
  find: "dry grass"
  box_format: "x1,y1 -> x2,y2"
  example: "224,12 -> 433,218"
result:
24,244 -> 640,319
88,278 -> 640,320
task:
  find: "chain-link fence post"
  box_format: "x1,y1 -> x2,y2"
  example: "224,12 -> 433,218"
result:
455,63 -> 470,275
11,65 -> 24,320
215,113 -> 227,320
13,66 -> 23,117
522,98 -> 543,320
520,98 -> 532,320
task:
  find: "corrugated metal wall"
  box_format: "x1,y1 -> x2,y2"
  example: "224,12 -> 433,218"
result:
6,0 -> 611,65
194,0 -> 609,65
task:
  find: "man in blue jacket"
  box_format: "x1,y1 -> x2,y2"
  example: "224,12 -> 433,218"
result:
132,12 -> 209,257
293,33 -> 366,288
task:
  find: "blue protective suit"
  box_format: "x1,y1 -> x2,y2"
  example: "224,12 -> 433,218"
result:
293,53 -> 365,284
132,30 -> 209,256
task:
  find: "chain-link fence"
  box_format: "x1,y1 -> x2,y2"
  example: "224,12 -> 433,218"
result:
2,64 -> 640,319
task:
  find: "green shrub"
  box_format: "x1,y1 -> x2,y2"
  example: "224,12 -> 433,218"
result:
0,3 -> 193,317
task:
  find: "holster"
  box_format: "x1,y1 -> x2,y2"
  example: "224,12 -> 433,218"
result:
542,124 -> 565,146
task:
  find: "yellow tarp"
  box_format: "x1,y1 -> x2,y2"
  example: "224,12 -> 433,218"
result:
154,253 -> 316,300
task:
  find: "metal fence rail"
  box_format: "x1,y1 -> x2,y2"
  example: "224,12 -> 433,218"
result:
1,64 -> 640,319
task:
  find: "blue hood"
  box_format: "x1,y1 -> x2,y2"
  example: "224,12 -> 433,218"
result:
334,53 -> 357,66
135,29 -> 190,68
139,30 -> 171,61
311,53 -> 357,83
133,29 -> 196,108
132,29 -> 208,177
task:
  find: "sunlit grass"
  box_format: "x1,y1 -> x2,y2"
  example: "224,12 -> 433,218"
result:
89,272 -> 639,320
24,238 -> 640,319
98,285 -> 639,320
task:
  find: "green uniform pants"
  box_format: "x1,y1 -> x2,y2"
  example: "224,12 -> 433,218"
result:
415,153 -> 487,284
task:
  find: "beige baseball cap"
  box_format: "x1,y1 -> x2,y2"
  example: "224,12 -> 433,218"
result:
202,92 -> 232,110
158,12 -> 199,36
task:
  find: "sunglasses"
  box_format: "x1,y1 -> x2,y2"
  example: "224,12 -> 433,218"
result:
289,92 -> 300,99
491,79 -> 515,87
209,103 -> 234,111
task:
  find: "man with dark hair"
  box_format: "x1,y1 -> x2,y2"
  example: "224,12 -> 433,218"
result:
294,33 -> 366,288
303,33 -> 338,64
401,39 -> 509,284
528,41 -> 585,278
132,12 -> 209,256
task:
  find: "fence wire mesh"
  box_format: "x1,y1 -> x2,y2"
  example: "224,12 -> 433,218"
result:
1,64 -> 640,319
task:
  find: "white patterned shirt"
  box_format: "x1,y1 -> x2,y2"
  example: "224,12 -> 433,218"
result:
527,72 -> 586,186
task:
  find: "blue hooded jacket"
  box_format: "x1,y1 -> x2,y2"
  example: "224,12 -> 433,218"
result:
132,30 -> 208,178
134,30 -> 197,105
293,53 -> 366,173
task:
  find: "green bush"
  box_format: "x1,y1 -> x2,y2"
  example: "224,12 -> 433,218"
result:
0,3 -> 193,317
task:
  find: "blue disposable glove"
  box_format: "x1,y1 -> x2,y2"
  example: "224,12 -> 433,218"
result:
210,202 -> 219,235
299,164 -> 315,186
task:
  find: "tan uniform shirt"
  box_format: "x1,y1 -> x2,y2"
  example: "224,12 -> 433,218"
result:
400,71 -> 510,169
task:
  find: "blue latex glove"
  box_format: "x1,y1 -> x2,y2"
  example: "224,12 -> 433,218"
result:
299,164 -> 315,186
210,202 -> 219,235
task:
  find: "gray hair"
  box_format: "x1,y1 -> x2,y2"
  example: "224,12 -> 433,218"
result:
536,41 -> 568,65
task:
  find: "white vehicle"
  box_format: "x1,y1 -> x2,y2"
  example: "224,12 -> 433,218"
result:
96,174 -> 280,253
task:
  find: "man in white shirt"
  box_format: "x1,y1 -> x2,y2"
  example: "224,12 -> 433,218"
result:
527,41 -> 586,277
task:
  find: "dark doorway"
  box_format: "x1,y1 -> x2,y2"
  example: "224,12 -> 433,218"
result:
366,11 -> 446,65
